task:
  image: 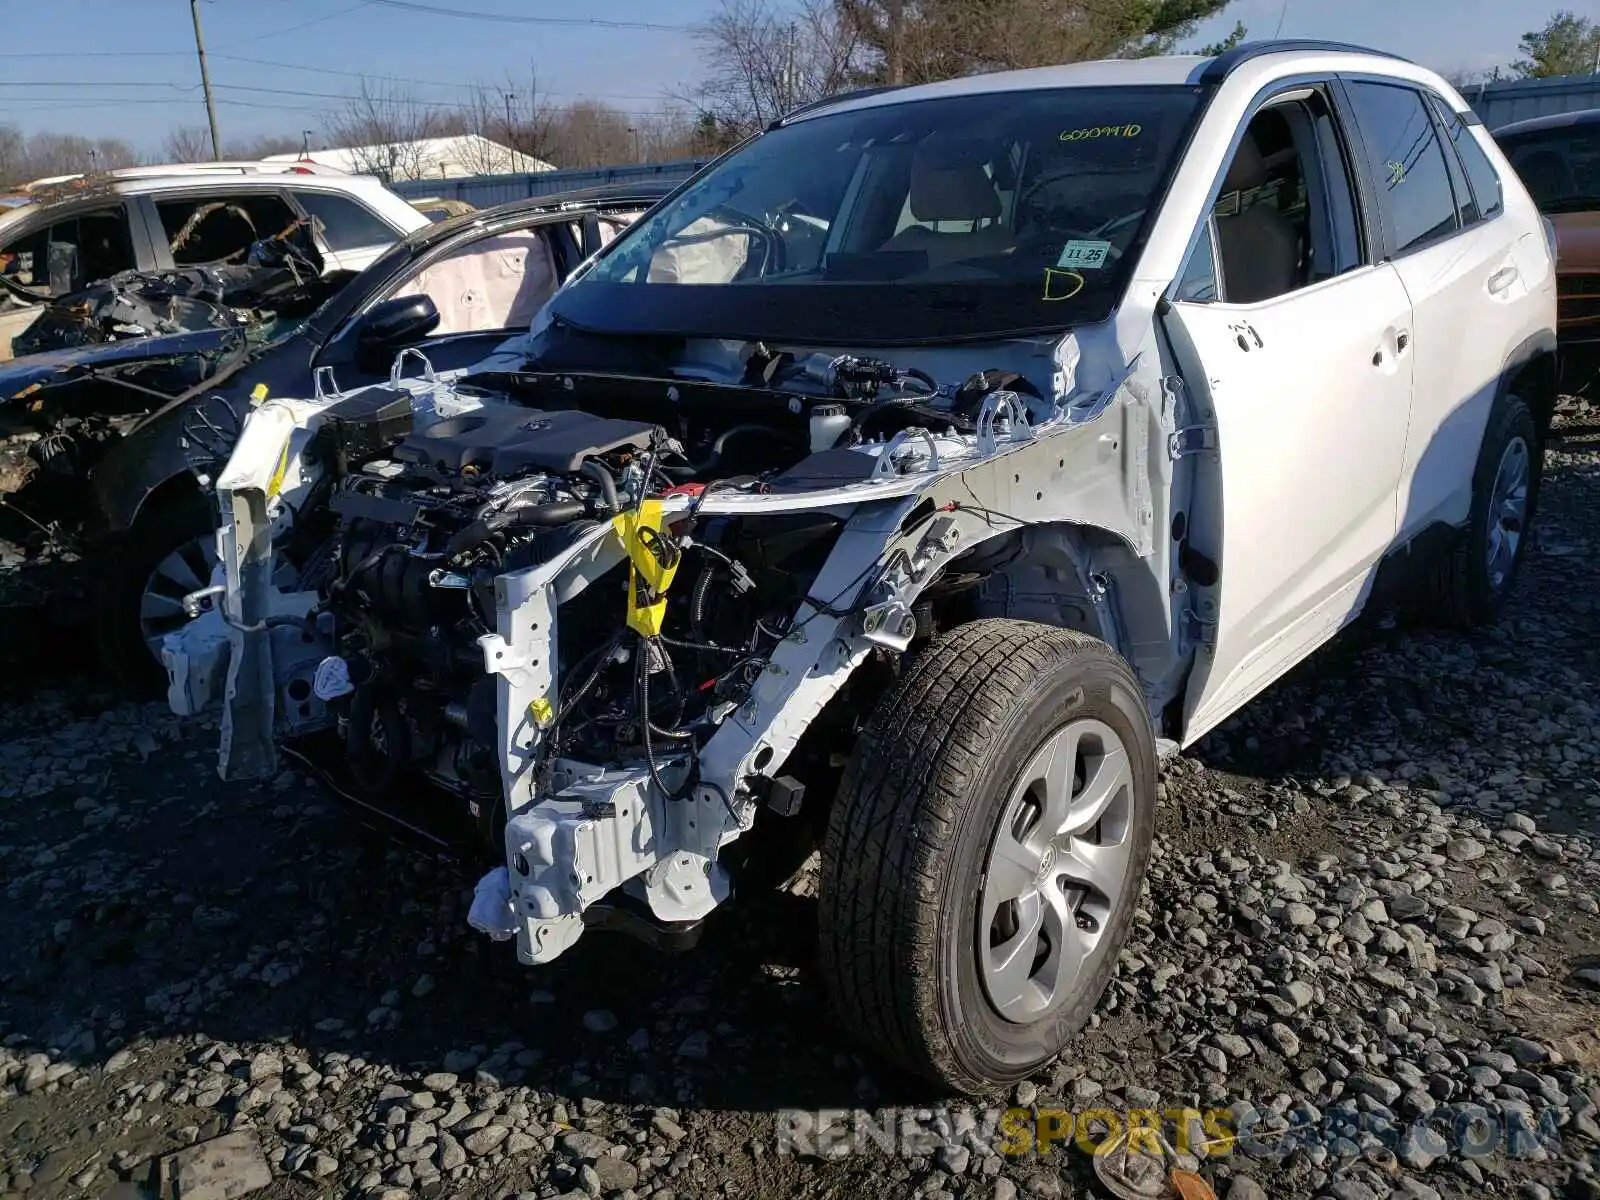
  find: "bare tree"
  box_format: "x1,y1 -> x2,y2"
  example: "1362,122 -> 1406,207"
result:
228,132 -> 306,159
457,63 -> 557,172
0,132 -> 140,184
322,79 -> 446,181
0,126 -> 26,187
631,111 -> 701,162
162,125 -> 215,164
1443,65 -> 1505,90
684,0 -> 861,138
541,100 -> 635,168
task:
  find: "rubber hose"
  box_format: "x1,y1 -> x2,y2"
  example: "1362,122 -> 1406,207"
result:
581,461 -> 620,513
444,500 -> 588,559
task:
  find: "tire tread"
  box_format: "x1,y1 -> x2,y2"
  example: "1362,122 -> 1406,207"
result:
817,618 -> 1147,1092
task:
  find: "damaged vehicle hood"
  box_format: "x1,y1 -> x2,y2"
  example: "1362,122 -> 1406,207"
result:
0,325 -> 250,404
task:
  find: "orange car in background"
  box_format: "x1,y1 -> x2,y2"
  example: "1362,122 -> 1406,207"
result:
1496,107 -> 1600,393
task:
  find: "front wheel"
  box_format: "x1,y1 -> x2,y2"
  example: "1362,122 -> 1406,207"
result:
93,490 -> 219,695
818,619 -> 1157,1094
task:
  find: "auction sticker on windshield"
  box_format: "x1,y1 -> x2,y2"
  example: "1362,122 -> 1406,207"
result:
1058,241 -> 1112,270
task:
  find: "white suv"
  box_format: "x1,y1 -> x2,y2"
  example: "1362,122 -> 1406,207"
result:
168,41 -> 1556,1095
0,165 -> 428,357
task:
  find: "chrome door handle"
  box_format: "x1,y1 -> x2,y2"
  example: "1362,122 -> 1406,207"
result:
1487,266 -> 1519,295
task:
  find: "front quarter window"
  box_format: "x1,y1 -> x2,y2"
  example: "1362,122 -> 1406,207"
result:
564,85 -> 1204,344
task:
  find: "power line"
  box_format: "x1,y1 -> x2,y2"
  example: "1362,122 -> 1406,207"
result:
361,0 -> 690,32
0,50 -> 188,59
0,70 -> 670,105
211,2 -> 377,49
209,54 -> 669,101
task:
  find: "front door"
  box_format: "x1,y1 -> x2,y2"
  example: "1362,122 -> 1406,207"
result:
1163,88 -> 1417,743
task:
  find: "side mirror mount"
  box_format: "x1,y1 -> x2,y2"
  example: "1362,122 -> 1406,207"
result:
357,294 -> 440,360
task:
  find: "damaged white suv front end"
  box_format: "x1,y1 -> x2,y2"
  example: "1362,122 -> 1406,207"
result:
163,332 -> 1173,966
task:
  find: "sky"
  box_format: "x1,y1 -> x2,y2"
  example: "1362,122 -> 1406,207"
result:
0,0 -> 1573,152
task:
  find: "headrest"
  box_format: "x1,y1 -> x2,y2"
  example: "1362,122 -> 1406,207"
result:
909,146 -> 1001,223
1222,135 -> 1268,193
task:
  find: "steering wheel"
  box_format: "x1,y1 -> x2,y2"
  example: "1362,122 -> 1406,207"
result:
702,204 -> 787,276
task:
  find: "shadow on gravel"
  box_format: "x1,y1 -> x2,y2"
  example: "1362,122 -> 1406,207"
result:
0,718 -> 934,1121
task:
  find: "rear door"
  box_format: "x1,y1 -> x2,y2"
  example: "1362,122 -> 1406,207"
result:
1340,79 -> 1550,537
1163,82 -> 1416,743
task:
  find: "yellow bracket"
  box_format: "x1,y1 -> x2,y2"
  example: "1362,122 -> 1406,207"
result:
613,498 -> 681,637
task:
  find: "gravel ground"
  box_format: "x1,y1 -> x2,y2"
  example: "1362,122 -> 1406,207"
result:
1,414 -> 1598,1200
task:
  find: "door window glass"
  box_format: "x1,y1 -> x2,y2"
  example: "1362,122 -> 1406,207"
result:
1205,90 -> 1364,304
1455,127 -> 1505,219
1427,95 -> 1495,224
1175,218 -> 1219,302
293,191 -> 397,251
1344,81 -> 1460,255
156,193 -> 299,265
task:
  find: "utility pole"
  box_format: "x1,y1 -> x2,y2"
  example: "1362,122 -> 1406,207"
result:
886,0 -> 904,86
503,92 -> 517,153
189,0 -> 222,161
784,22 -> 798,109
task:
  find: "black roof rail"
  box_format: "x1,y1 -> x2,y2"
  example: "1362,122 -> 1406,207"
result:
1199,39 -> 1411,84
769,84 -> 908,129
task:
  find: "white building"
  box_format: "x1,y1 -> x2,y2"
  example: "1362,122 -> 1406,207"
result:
265,135 -> 555,182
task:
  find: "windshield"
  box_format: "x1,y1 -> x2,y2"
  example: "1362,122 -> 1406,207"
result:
551,85 -> 1203,345
1499,124 -> 1600,213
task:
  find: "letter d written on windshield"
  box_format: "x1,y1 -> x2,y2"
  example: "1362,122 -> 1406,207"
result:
1042,268 -> 1085,301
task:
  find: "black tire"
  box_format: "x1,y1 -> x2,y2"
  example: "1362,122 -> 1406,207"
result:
93,489 -> 216,695
1424,393 -> 1540,630
817,619 -> 1157,1094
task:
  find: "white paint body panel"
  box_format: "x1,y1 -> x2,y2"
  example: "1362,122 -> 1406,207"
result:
1167,264 -> 1415,742
1389,165 -> 1558,538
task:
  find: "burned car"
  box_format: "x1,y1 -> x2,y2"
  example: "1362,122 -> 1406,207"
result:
0,185 -> 661,689
164,44 -> 1557,1094
7,223 -> 338,358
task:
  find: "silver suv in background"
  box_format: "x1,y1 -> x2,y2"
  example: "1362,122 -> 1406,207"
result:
0,163 -> 429,358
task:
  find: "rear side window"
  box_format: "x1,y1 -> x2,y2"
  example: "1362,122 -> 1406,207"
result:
1428,95 -> 1502,223
293,191 -> 396,251
1427,98 -> 1476,228
157,193 -> 299,266
1457,131 -> 1505,219
1344,81 -> 1460,256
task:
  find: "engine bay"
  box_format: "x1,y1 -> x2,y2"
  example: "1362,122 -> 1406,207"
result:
235,352 -> 1040,855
